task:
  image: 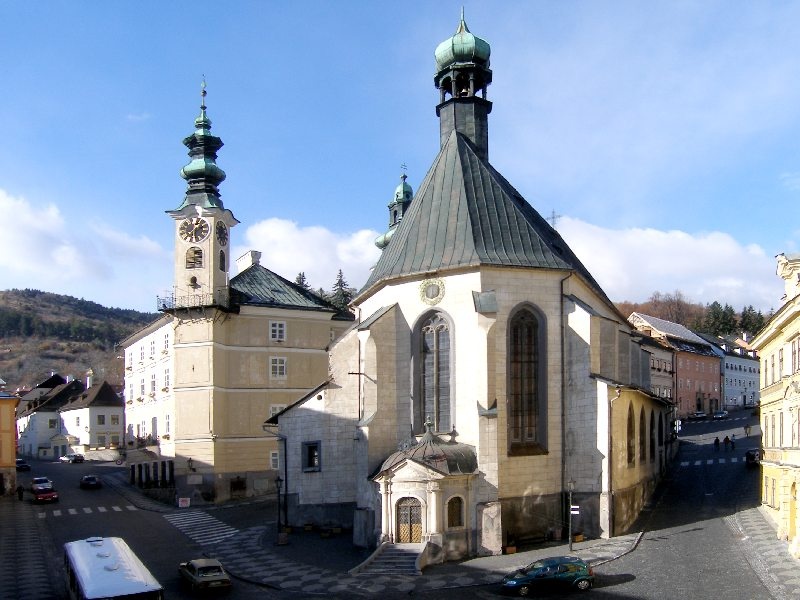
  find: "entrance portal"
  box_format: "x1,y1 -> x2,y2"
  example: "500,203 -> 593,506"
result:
396,497 -> 422,543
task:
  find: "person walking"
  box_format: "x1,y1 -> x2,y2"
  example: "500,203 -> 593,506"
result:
16,484 -> 23,501
744,424 -> 752,437
723,435 -> 730,451
714,437 -> 720,451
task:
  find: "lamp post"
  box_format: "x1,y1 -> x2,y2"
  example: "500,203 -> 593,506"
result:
275,475 -> 283,543
568,479 -> 576,551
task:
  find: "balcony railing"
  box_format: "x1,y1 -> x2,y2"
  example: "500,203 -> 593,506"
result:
157,287 -> 229,311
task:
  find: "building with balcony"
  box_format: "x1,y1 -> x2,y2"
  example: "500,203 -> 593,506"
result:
120,87 -> 353,503
751,252 -> 800,558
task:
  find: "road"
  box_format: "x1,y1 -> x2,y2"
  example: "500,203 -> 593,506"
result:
11,408 -> 791,599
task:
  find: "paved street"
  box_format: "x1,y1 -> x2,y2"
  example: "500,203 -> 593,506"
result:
3,409 -> 799,599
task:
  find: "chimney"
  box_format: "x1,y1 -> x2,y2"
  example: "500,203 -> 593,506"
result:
236,250 -> 262,273
86,369 -> 94,389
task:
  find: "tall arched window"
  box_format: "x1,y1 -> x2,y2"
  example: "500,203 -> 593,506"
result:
639,408 -> 646,462
627,404 -> 635,465
508,306 -> 547,454
218,250 -> 226,272
186,247 -> 203,269
447,496 -> 464,528
419,313 -> 451,432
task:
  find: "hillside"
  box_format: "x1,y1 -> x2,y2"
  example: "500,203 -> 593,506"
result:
0,289 -> 158,391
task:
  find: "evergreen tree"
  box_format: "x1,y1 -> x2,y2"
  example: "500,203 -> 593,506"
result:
703,301 -> 723,334
294,272 -> 312,291
720,303 -> 737,335
329,270 -> 356,312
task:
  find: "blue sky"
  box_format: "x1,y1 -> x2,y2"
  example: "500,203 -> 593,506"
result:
2,1 -> 799,314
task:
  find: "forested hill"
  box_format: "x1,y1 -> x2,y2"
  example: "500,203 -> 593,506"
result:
0,289 -> 157,391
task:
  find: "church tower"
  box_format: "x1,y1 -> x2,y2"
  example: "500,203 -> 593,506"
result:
434,9 -> 492,160
167,82 -> 239,308
374,172 -> 413,250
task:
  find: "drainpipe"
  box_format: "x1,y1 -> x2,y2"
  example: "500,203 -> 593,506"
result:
560,274 -> 571,533
607,385 -> 622,537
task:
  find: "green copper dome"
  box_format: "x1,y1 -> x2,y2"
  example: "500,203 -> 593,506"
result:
390,174 -> 413,208
434,11 -> 490,72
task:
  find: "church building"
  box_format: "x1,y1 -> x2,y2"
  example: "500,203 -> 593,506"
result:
268,15 -> 674,562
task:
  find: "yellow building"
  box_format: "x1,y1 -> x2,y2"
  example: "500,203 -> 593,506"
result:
121,88 -> 352,503
750,253 -> 800,557
0,388 -> 19,494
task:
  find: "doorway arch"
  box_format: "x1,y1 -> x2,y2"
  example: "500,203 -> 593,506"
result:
396,497 -> 422,543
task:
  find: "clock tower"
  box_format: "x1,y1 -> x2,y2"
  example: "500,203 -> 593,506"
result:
166,82 -> 238,308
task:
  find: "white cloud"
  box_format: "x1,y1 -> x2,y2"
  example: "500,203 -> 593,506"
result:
558,217 -> 782,313
236,218 -> 382,291
0,188 -> 169,311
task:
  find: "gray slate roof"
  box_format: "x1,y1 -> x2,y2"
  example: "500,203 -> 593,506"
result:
59,381 -> 123,412
361,130 -> 611,304
629,313 -> 710,346
231,264 -> 353,320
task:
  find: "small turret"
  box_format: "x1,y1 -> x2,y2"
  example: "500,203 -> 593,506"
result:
375,173 -> 413,250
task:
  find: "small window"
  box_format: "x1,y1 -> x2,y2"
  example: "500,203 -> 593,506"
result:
111,435 -> 120,446
164,369 -> 170,389
447,497 -> 464,528
97,435 -> 106,447
186,247 -> 203,268
302,441 -> 321,472
164,332 -> 170,351
149,340 -> 156,357
166,414 -> 171,434
270,321 -> 286,342
48,419 -> 57,429
150,374 -> 157,394
97,415 -> 106,425
270,357 -> 287,379
76,416 -> 80,427
218,249 -> 226,271
270,451 -> 279,470
111,415 -> 120,426
269,404 -> 287,418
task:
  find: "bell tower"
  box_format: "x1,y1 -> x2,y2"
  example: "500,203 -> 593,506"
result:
434,10 -> 492,161
166,82 -> 239,308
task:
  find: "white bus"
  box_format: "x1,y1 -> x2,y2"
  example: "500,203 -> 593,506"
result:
63,537 -> 164,600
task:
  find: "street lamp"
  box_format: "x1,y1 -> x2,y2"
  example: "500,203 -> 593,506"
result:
568,479 -> 576,551
275,475 -> 283,543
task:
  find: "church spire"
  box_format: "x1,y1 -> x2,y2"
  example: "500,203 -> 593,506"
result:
175,79 -> 227,210
433,11 -> 493,160
374,169 -> 414,250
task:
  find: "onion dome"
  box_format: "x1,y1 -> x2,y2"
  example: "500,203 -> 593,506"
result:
375,172 -> 414,250
175,80 -> 227,210
434,9 -> 491,72
378,421 -> 478,476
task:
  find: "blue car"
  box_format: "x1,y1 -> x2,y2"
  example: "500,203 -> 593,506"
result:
501,555 -> 594,596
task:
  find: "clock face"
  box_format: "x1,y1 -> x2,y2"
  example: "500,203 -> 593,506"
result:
179,218 -> 210,243
216,221 -> 228,246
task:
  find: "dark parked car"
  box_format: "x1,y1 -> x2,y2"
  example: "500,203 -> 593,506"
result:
59,453 -> 85,463
745,448 -> 761,467
15,459 -> 31,472
501,555 -> 594,596
31,477 -> 58,503
178,558 -> 232,593
687,411 -> 707,421
79,475 -> 102,490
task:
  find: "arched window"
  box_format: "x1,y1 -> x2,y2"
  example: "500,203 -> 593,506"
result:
416,312 -> 451,432
186,247 -> 203,269
627,404 -> 635,465
447,496 -> 464,528
508,306 -> 547,454
218,250 -> 226,271
639,408 -> 646,462
649,410 -> 656,462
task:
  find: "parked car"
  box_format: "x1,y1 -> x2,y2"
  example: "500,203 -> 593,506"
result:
59,453 -> 85,463
178,558 -> 232,593
687,411 -> 707,421
15,459 -> 31,472
712,410 -> 729,420
745,448 -> 761,467
79,475 -> 102,490
31,477 -> 59,503
501,555 -> 594,596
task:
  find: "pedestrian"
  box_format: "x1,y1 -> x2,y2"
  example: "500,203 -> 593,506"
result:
744,424 -> 752,437
714,437 -> 720,451
724,435 -> 730,451
16,484 -> 23,501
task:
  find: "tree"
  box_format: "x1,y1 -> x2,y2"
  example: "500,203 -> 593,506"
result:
329,270 -> 356,312
294,272 -> 312,292
720,304 -> 737,335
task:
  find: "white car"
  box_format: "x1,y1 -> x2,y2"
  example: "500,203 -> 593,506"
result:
59,453 -> 85,463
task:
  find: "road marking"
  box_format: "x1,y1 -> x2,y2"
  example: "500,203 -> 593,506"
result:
707,460 -> 714,465
98,506 -> 107,513
126,505 -> 138,511
37,512 -> 46,519
68,508 -> 77,515
52,510 -> 62,517
694,460 -> 702,466
82,507 -> 92,514
164,511 -> 239,546
112,506 -> 122,512
719,459 -> 726,464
